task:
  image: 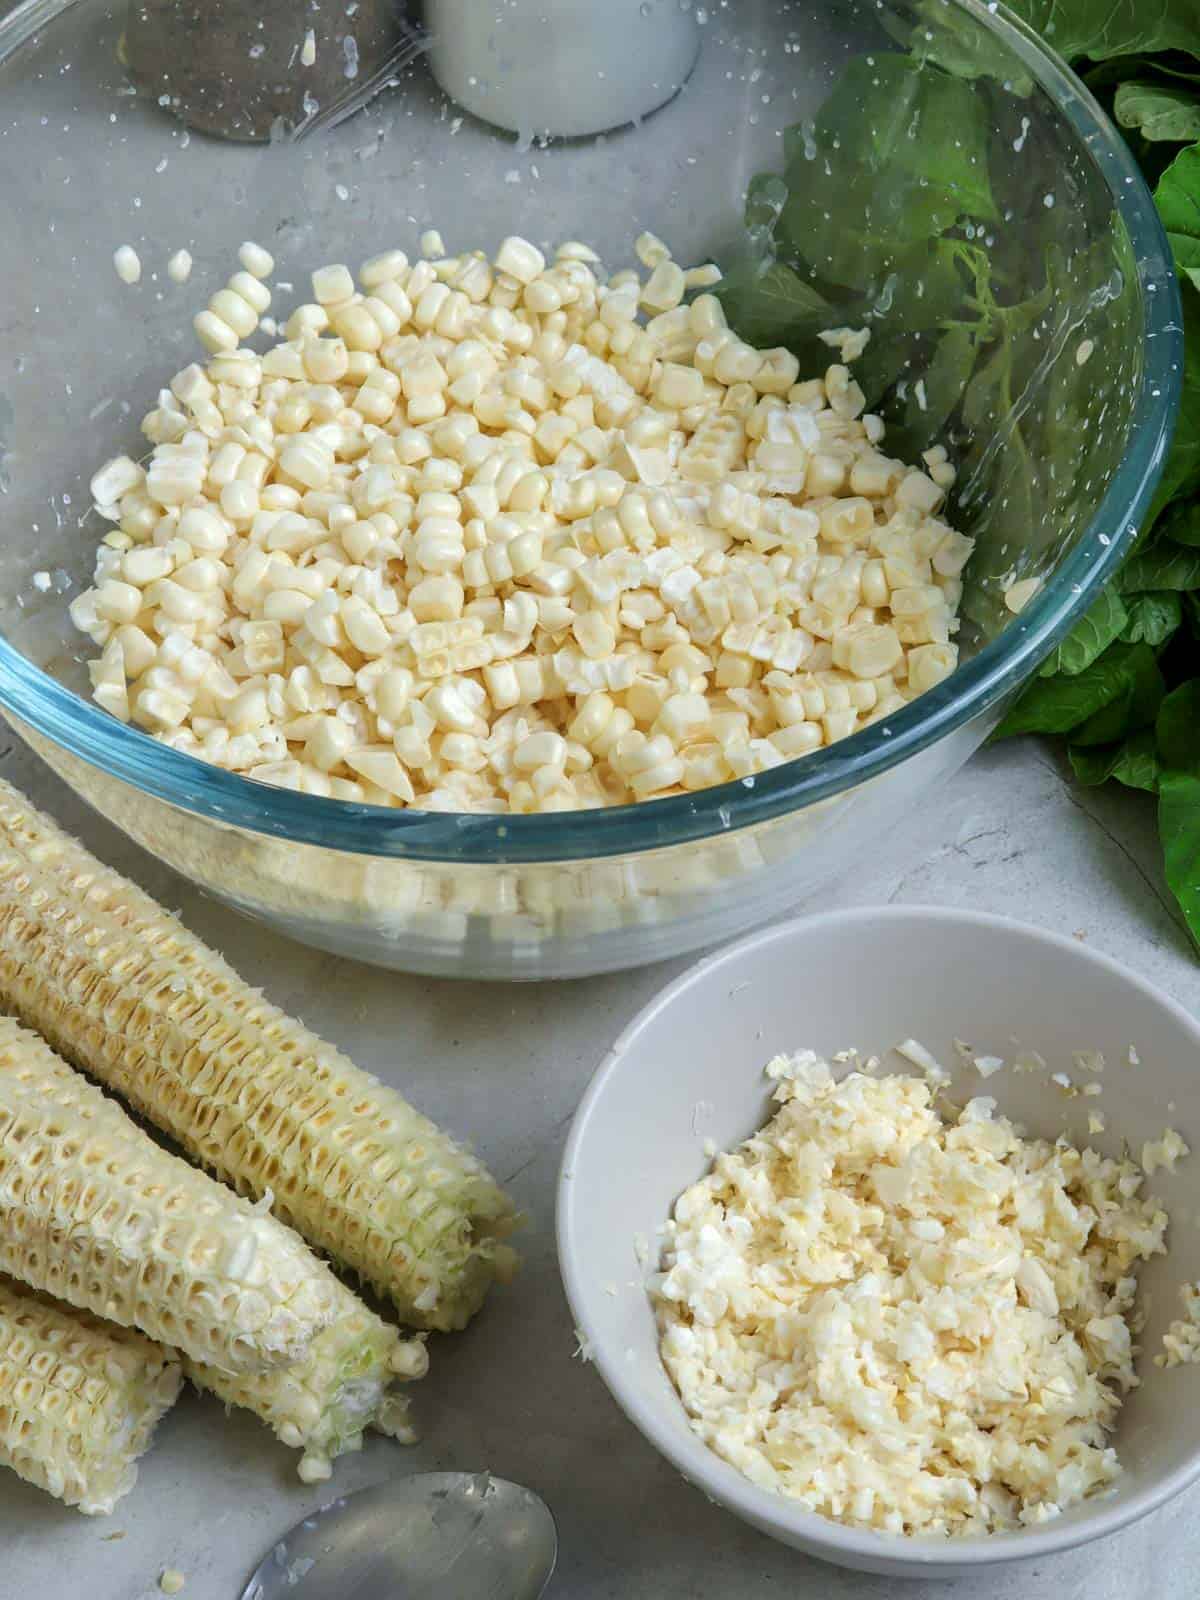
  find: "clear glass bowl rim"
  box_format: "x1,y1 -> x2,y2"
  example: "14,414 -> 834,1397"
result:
0,0 -> 1183,865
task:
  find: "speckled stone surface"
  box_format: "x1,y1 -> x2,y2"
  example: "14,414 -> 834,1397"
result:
0,730 -> 1194,1600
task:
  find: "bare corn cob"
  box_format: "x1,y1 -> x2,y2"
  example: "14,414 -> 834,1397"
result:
0,778 -> 517,1331
0,1014 -> 338,1372
187,1267 -> 427,1482
0,1276 -> 181,1514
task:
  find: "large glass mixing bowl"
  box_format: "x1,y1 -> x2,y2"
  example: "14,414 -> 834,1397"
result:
0,0 -> 1181,978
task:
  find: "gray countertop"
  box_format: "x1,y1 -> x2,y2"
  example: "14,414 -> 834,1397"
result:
0,732 -> 1194,1600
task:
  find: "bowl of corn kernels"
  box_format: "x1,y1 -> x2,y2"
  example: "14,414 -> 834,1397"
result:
559,907 -> 1200,1576
0,0 -> 1180,977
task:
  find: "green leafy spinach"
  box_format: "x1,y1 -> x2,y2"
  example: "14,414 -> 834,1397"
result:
716,12 -> 1200,951
1116,81 -> 1200,142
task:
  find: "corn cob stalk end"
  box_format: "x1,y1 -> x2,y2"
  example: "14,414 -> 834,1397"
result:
187,1277 -> 428,1482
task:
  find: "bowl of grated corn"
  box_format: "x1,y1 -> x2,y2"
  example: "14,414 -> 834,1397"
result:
0,0 -> 1181,977
563,915 -> 1200,1574
559,908 -> 1200,1576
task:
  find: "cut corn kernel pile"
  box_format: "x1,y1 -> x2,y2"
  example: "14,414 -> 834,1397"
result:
0,777 -> 517,1333
71,230 -> 972,814
0,1014 -> 338,1373
654,1053 -> 1174,1537
0,1277 -> 181,1515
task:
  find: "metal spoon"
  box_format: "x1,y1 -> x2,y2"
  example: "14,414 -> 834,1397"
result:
239,1473 -> 557,1600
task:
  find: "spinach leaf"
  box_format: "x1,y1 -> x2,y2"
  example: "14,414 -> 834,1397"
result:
865,238 -> 995,336
1039,587 -> 1129,676
901,323 -> 982,439
713,260 -> 831,351
1158,499 -> 1200,545
1157,679 -> 1200,770
898,1 -> 1036,93
853,240 -> 1001,444
1087,54 -> 1200,92
1115,81 -> 1200,141
1160,771 -> 1200,947
1154,143 -> 1200,290
1120,538 -> 1200,592
997,641 -> 1162,738
1120,590 -> 1184,645
1072,645 -> 1167,744
1142,282 -> 1200,529
955,336 -> 1038,569
1001,1 -> 1200,64
1149,53 -> 1200,82
1070,728 -> 1163,791
771,55 -> 997,290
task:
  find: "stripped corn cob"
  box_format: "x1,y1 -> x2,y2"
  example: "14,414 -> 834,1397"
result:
187,1268 -> 427,1482
0,1276 -> 181,1514
0,779 -> 517,1331
0,1014 -> 338,1372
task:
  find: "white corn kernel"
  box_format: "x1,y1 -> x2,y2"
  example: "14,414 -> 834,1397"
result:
770,721 -> 823,759
285,303 -> 329,340
640,260 -> 686,314
312,263 -> 356,305
495,236 -> 546,285
165,249 -> 193,284
113,245 -> 142,284
238,239 -> 275,278
306,714 -> 355,770
684,263 -> 722,289
227,685 -> 269,733
122,546 -> 174,586
906,642 -> 957,695
513,731 -> 567,772
279,440 -> 333,491
340,596 -> 391,655
193,309 -> 238,353
346,747 -> 415,801
897,471 -> 943,514
94,579 -> 144,624
410,574 -> 465,623
361,249 -> 409,286
228,271 -> 271,314
91,455 -> 143,506
375,667 -> 414,722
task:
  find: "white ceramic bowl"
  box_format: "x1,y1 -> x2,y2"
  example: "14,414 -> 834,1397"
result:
557,908 -> 1200,1578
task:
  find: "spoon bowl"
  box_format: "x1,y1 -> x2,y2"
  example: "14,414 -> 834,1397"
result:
239,1473 -> 557,1600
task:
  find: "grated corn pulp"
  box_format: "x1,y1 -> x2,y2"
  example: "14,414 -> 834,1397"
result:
653,1051 -> 1175,1537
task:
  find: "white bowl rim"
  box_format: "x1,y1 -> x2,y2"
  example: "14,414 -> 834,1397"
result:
557,905 -> 1200,1570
